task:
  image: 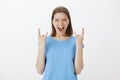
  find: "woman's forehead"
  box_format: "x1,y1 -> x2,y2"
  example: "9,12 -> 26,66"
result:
54,12 -> 68,19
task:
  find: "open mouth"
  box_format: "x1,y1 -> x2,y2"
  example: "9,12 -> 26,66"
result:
58,27 -> 64,31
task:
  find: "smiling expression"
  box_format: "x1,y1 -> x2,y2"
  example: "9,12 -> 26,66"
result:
52,12 -> 69,36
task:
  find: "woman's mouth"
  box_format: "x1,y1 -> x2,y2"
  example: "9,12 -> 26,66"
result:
58,27 -> 64,32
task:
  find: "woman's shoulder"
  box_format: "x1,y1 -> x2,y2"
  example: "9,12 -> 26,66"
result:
46,35 -> 52,41
46,35 -> 55,43
69,36 -> 75,41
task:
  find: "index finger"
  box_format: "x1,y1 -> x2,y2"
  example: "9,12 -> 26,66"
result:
38,28 -> 41,36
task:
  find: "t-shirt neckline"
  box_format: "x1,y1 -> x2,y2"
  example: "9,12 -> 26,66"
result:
49,36 -> 72,42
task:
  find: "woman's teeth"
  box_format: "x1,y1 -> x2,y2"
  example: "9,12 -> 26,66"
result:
58,27 -> 64,31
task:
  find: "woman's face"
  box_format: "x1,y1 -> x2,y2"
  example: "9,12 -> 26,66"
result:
52,12 -> 69,36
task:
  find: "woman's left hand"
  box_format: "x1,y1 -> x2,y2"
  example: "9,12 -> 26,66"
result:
74,27 -> 84,47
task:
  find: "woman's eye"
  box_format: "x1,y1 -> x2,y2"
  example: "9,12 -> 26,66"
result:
55,19 -> 59,21
63,19 -> 67,21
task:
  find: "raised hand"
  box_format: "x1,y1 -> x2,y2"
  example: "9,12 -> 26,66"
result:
74,27 -> 84,47
38,28 -> 48,46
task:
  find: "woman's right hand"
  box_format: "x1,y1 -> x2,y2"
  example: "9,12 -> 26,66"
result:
38,28 -> 48,47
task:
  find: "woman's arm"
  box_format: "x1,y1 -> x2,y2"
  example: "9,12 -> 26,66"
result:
74,27 -> 84,75
36,45 -> 46,75
36,28 -> 47,75
74,45 -> 84,75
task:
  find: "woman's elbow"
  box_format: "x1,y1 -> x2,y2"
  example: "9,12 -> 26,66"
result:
75,70 -> 81,75
37,69 -> 44,75
35,64 -> 44,75
75,66 -> 84,75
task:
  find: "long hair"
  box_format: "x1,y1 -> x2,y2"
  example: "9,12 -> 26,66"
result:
51,6 -> 73,37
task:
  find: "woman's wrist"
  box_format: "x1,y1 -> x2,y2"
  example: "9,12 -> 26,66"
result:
76,44 -> 83,48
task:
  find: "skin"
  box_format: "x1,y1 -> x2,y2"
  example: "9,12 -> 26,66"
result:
52,12 -> 69,39
36,12 -> 84,75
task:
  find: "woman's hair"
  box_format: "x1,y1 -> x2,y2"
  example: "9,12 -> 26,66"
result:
51,6 -> 73,37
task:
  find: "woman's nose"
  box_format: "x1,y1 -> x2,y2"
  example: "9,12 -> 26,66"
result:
59,21 -> 63,25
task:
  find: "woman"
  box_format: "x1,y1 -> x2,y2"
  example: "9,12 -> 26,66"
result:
36,6 -> 84,80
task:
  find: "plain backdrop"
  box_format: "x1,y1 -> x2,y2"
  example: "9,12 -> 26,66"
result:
0,0 -> 120,80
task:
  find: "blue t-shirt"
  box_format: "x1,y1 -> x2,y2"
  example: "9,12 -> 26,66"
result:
42,36 -> 84,80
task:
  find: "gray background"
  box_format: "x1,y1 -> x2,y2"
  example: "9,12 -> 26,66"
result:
0,0 -> 120,80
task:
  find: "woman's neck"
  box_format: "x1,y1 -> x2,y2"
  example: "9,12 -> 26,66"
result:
54,34 -> 69,40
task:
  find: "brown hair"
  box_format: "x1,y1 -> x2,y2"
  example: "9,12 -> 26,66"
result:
50,6 -> 73,37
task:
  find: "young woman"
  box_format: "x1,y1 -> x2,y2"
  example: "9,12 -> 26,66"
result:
36,6 -> 84,80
